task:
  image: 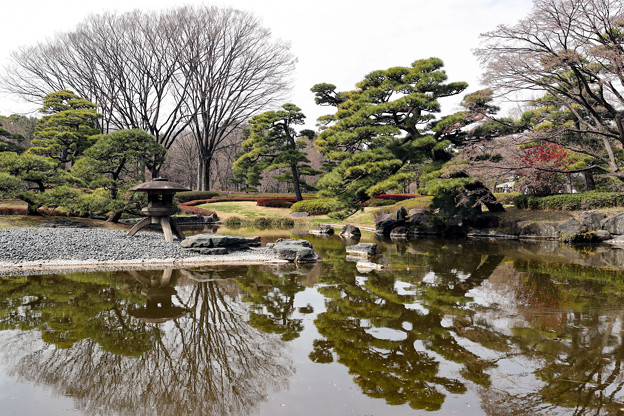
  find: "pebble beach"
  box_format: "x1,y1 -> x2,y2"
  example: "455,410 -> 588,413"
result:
0,228 -> 279,275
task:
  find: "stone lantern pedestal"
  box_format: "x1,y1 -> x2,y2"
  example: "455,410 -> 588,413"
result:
126,178 -> 190,242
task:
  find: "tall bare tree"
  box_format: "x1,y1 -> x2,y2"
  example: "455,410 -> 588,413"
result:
475,0 -> 624,178
2,6 -> 294,183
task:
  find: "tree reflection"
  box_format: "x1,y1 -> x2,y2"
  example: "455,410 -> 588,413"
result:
0,269 -> 292,416
310,240 -> 505,411
236,264 -> 314,341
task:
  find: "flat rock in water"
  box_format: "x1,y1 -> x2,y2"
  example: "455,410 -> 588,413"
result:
340,224 -> 361,237
346,243 -> 377,257
269,238 -> 318,263
309,225 -> 334,235
356,261 -> 384,272
180,233 -> 249,250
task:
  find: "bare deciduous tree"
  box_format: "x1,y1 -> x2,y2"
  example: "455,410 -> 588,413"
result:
475,0 -> 624,177
2,6 -> 294,184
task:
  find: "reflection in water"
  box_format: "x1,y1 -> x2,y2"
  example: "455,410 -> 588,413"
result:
0,269 -> 292,416
2,237 -> 624,414
308,238 -> 624,414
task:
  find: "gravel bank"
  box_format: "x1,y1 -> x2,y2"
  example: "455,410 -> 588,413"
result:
0,228 -> 279,275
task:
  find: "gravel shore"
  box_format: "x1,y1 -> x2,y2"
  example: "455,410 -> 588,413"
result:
0,228 -> 279,275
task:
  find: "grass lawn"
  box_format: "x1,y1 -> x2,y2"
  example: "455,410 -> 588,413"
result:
199,201 -> 377,229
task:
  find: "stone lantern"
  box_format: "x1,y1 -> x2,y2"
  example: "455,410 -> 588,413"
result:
126,177 -> 190,242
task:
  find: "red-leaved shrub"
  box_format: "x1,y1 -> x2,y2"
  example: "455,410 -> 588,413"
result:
256,198 -> 297,208
178,205 -> 217,216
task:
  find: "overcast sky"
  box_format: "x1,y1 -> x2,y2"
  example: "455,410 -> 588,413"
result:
0,0 -> 534,128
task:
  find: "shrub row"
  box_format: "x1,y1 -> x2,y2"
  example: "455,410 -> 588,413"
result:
374,193 -> 421,201
178,205 -> 217,216
290,198 -> 341,215
0,206 -> 65,216
493,192 -> 521,205
256,198 -> 297,208
178,199 -> 215,207
175,191 -> 220,203
513,192 -> 624,210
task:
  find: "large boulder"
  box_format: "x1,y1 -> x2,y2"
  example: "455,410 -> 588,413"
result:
601,213 -> 624,235
346,243 -> 377,257
390,226 -> 408,239
180,233 -> 250,251
558,219 -> 583,238
268,238 -> 319,263
375,219 -> 401,236
518,222 -> 560,239
340,224 -> 361,237
579,212 -> 606,230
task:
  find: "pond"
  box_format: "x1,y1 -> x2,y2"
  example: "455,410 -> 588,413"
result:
1,232 -> 624,415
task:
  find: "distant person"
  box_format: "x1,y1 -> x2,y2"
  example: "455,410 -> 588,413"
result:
524,186 -> 529,195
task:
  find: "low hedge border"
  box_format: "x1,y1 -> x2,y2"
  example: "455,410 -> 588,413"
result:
513,192 -> 624,210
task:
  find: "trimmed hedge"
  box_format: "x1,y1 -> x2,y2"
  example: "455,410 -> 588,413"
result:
178,205 -> 217,216
366,198 -> 398,207
374,193 -> 422,201
513,192 -> 624,210
291,198 -> 341,215
256,198 -> 297,208
175,191 -> 220,203
179,199 -> 215,207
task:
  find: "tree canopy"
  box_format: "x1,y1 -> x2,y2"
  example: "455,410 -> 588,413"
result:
233,104 -> 319,200
311,58 -> 470,211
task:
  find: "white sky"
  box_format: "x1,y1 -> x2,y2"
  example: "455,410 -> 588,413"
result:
0,0 -> 534,128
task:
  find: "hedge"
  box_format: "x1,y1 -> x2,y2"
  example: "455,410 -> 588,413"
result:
290,198 -> 341,215
513,192 -> 624,210
256,198 -> 297,208
178,205 -> 217,216
175,191 -> 220,203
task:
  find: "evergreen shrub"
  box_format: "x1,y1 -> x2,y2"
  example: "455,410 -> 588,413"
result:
513,191 -> 624,210
290,198 -> 341,215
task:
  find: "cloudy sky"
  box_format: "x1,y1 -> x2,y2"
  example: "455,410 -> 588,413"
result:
0,0 -> 534,127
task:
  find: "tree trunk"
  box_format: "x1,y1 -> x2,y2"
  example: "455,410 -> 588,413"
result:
198,156 -> 212,191
107,210 -> 123,223
290,163 -> 303,201
585,170 -> 596,191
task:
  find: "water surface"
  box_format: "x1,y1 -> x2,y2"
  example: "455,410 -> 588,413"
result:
1,233 -> 624,415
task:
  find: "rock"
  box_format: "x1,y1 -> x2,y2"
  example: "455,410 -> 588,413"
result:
270,238 -> 313,248
346,243 -> 377,257
558,219 -> 583,237
180,233 -> 249,250
596,229 -> 612,241
468,214 -> 499,229
244,236 -> 261,247
269,238 -> 318,263
271,245 -> 318,263
396,206 -> 408,221
356,261 -> 384,272
579,212 -> 606,230
191,247 -> 228,255
290,211 -> 310,218
509,221 -> 532,235
518,222 -> 560,239
442,217 -> 468,237
375,219 -> 399,235
340,224 -> 361,237
601,213 -> 624,235
390,226 -> 408,239
604,235 -> 624,245
309,225 -> 335,235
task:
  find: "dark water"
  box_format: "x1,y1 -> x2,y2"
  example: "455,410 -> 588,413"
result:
2,233 -> 624,416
